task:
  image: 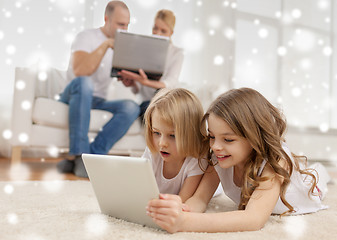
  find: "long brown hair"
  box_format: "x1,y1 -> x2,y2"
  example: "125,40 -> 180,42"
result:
201,87 -> 317,214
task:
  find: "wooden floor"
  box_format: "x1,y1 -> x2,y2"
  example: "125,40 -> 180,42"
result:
0,157 -> 336,181
0,157 -> 87,181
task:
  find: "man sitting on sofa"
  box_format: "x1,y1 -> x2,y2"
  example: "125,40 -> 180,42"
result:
57,1 -> 140,178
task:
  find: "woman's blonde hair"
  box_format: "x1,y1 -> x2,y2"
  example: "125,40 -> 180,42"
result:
155,9 -> 176,32
144,88 -> 207,159
202,87 -> 317,214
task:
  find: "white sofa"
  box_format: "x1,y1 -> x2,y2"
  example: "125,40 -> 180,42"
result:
10,67 -> 146,163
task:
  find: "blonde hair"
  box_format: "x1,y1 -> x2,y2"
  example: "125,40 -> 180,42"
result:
105,1 -> 129,17
155,9 -> 176,32
144,88 -> 207,159
202,87 -> 317,215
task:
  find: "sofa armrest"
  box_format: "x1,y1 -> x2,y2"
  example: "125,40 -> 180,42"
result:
10,67 -> 37,146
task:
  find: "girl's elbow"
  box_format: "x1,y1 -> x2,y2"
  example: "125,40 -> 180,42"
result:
241,212 -> 268,231
251,222 -> 265,231
241,222 -> 265,232
248,217 -> 267,231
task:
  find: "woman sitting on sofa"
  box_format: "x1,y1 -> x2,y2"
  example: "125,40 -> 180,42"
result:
119,9 -> 184,119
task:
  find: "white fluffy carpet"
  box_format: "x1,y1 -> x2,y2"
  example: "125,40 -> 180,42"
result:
0,180 -> 336,240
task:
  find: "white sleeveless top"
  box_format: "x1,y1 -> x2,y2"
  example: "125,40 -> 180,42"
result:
213,142 -> 329,215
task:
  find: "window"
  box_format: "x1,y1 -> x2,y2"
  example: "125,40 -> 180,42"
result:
235,0 -> 336,130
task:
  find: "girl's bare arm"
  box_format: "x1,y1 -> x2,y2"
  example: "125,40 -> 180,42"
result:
147,164 -> 282,233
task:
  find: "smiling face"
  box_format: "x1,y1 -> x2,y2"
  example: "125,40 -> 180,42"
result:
207,113 -> 253,171
151,109 -> 185,164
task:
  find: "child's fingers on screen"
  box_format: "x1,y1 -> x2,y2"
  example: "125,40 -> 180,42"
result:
149,211 -> 169,221
159,193 -> 182,201
150,199 -> 181,211
148,198 -> 171,207
148,198 -> 162,207
149,206 -> 179,217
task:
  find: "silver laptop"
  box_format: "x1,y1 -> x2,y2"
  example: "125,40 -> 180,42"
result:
82,153 -> 160,229
111,30 -> 170,80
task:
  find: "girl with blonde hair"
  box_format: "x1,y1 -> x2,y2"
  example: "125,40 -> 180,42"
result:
142,88 -> 208,202
147,87 -> 330,233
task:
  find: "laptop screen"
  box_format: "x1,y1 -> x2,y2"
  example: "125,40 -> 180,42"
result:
111,30 -> 170,81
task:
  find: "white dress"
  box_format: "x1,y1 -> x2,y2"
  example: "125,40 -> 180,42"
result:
214,142 -> 330,215
142,147 -> 204,195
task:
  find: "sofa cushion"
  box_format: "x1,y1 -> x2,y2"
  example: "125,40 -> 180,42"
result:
32,98 -> 111,134
32,98 -> 113,132
32,97 -> 142,135
30,124 -> 146,152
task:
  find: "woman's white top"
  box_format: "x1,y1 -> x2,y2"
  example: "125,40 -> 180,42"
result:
136,43 -> 184,102
213,142 -> 330,215
142,147 -> 204,195
66,28 -> 113,99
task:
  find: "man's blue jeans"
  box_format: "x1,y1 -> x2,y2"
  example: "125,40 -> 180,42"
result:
59,76 -> 140,155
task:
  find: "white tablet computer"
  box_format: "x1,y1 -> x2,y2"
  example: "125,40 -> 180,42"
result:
82,153 -> 160,229
111,30 -> 170,81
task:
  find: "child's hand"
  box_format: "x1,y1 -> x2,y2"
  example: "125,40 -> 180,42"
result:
182,203 -> 191,212
146,193 -> 186,233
